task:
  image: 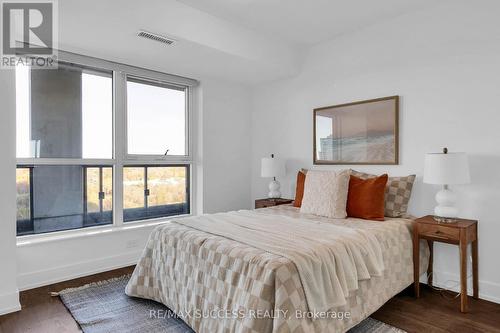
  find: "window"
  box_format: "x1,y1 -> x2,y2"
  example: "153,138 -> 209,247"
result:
84,166 -> 113,216
15,53 -> 196,236
123,165 -> 189,222
126,77 -> 187,156
16,165 -> 113,236
16,63 -> 113,159
16,62 -> 114,235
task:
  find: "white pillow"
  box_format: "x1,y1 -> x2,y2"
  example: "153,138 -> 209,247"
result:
300,169 -> 350,218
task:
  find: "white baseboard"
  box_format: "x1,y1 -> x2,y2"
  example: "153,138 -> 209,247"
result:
0,290 -> 21,316
429,269 -> 500,304
18,250 -> 142,291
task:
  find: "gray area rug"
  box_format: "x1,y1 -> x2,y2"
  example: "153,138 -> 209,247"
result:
58,275 -> 405,333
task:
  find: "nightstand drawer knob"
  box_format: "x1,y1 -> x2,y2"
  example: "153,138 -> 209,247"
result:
434,230 -> 450,239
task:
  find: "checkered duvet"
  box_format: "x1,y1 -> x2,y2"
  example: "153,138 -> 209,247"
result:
126,205 -> 429,333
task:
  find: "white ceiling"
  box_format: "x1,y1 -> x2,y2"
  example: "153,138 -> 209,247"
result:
59,0 -> 299,84
177,0 -> 438,45
58,0 -> 439,84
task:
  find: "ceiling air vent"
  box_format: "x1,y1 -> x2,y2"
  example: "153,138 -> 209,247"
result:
137,30 -> 177,46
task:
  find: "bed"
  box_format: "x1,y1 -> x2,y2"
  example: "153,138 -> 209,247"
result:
126,205 -> 429,333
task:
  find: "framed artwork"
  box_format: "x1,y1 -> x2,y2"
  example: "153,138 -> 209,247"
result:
313,96 -> 399,165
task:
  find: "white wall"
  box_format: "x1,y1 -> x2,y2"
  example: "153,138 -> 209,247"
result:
0,70 -> 252,296
251,0 -> 500,303
0,70 -> 21,315
201,79 -> 252,213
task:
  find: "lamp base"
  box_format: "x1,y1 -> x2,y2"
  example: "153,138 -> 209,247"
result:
432,215 -> 458,223
434,187 -> 458,221
268,180 -> 281,198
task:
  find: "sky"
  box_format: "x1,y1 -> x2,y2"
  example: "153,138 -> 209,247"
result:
82,73 -> 113,158
127,81 -> 185,156
16,65 -> 30,158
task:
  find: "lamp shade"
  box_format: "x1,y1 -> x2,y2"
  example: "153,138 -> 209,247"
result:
423,152 -> 470,185
261,157 -> 285,178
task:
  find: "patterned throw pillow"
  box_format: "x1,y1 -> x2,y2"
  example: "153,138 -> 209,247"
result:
350,170 -> 416,218
300,169 -> 350,218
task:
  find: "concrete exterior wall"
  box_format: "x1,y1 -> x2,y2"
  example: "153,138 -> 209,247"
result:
31,68 -> 82,158
30,69 -> 84,232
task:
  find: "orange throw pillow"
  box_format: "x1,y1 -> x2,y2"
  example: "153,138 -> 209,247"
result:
293,170 -> 306,207
347,174 -> 388,221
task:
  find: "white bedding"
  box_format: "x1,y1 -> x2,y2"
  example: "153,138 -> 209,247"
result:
175,209 -> 385,313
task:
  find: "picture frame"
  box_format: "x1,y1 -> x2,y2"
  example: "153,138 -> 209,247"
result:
313,96 -> 399,165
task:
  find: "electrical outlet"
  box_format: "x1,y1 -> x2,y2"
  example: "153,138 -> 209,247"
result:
126,239 -> 140,249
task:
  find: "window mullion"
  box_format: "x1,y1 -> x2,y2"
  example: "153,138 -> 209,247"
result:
16,158 -> 114,166
83,167 -> 88,224
144,167 -> 148,210
29,167 -> 34,232
113,71 -> 126,227
98,167 -> 104,214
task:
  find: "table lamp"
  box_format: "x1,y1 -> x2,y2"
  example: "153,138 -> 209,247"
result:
261,154 -> 285,198
423,147 -> 470,222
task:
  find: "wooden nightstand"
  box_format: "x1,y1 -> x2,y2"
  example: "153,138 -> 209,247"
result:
413,215 -> 478,313
255,198 -> 293,209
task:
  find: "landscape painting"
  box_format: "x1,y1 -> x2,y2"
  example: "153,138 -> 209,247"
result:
313,96 -> 399,165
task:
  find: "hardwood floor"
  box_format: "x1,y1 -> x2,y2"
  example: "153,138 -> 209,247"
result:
0,267 -> 134,333
373,285 -> 500,333
1,268 -> 499,333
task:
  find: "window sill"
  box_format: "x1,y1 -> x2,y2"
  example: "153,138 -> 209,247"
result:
16,214 -> 192,247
